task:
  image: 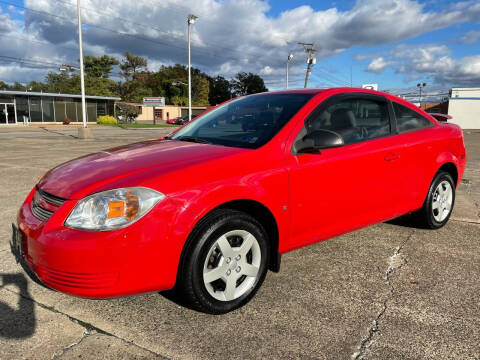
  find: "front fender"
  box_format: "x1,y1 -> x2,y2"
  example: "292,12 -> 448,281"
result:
165,171 -> 289,280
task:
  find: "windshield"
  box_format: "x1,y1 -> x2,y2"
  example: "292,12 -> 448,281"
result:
169,93 -> 314,149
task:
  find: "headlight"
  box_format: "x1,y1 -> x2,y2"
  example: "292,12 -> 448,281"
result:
65,187 -> 165,231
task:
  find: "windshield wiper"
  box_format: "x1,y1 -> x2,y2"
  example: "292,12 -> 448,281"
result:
176,136 -> 212,144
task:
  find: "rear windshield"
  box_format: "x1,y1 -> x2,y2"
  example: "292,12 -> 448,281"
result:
169,93 -> 314,149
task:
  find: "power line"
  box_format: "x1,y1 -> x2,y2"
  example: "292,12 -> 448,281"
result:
0,55 -> 63,68
53,0 -> 247,58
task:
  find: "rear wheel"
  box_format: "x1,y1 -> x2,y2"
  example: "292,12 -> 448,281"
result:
177,209 -> 269,314
416,171 -> 455,229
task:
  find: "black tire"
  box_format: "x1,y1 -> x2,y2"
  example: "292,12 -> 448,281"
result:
176,209 -> 269,314
416,171 -> 455,229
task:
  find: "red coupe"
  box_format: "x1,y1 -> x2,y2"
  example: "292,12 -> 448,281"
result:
13,88 -> 466,314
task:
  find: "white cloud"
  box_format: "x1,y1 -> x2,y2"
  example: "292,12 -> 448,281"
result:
361,43 -> 480,86
366,57 -> 395,73
459,30 -> 480,44
259,66 -> 273,75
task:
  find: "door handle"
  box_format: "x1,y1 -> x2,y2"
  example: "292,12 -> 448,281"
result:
384,152 -> 400,161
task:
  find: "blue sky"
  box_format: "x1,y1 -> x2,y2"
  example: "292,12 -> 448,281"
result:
0,0 -> 479,94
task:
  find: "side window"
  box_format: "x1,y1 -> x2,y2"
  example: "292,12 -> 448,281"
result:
392,102 -> 433,133
294,97 -> 390,150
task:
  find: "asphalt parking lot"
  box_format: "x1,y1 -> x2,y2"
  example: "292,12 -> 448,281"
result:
0,126 -> 479,359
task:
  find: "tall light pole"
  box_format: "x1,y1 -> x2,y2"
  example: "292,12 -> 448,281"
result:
286,54 -> 293,89
187,14 -> 198,122
76,0 -> 92,138
417,82 -> 426,107
77,0 -> 86,128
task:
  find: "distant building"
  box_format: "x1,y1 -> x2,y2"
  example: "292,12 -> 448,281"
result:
0,90 -> 119,125
419,101 -> 448,114
130,104 -> 208,123
448,88 -> 480,129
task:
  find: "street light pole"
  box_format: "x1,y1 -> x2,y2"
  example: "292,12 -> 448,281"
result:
417,82 -> 426,107
77,0 -> 87,129
286,54 -> 293,89
187,14 -> 198,122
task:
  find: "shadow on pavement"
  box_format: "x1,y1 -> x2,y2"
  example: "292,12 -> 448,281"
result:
0,273 -> 36,339
386,213 -> 428,229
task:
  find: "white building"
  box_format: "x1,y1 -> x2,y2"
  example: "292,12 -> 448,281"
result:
448,88 -> 480,129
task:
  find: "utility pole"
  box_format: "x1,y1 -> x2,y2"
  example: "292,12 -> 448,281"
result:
298,42 -> 315,88
76,0 -> 92,138
286,54 -> 293,89
187,14 -> 198,122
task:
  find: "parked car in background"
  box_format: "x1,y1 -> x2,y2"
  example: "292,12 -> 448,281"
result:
13,88 -> 466,314
429,113 -> 452,122
167,115 -> 190,125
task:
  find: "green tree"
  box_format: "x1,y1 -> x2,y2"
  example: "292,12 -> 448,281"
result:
26,81 -> 48,92
230,72 -> 268,96
84,55 -> 119,78
9,82 -> 27,91
119,51 -> 147,80
0,81 -> 9,89
118,80 -> 152,103
208,75 -> 232,105
45,71 -> 76,93
192,75 -> 209,106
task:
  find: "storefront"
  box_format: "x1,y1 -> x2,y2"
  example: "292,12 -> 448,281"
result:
0,90 -> 120,125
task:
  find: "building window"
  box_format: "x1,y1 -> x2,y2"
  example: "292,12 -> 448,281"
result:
29,96 -> 42,122
97,102 -> 106,116
16,97 -> 28,122
42,98 -> 55,122
55,98 -> 66,122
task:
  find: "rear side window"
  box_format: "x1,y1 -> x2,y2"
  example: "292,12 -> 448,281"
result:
392,102 -> 433,133
301,98 -> 390,146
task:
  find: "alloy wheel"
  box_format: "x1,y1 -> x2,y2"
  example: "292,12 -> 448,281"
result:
432,180 -> 453,222
202,229 -> 261,302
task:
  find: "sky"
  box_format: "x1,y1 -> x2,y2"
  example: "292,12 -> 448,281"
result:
0,0 -> 479,96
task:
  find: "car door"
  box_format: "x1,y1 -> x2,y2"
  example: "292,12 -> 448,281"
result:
284,93 -> 408,250
390,101 -> 438,209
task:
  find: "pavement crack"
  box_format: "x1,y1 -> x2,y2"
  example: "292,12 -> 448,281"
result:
39,126 -> 76,139
3,287 -> 169,359
352,229 -> 415,360
51,328 -> 94,359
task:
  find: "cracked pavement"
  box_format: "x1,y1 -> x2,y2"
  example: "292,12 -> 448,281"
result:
0,127 -> 479,359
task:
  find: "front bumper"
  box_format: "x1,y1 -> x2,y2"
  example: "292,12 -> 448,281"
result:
15,187 -> 183,298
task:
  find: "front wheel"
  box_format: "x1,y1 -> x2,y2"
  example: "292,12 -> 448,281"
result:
177,209 -> 269,314
416,171 -> 455,229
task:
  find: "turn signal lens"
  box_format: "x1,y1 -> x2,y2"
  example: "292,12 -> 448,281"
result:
65,187 -> 164,231
107,201 -> 124,218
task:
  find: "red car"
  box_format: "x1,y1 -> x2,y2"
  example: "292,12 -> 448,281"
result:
12,88 -> 466,314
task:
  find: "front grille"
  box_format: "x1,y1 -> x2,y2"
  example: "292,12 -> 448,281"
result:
31,188 -> 66,222
36,187 -> 66,206
31,202 -> 54,222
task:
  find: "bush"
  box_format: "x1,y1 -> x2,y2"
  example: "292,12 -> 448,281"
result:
63,117 -> 71,125
97,115 -> 117,125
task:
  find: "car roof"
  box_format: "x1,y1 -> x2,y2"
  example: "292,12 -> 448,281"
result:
261,87 -> 435,121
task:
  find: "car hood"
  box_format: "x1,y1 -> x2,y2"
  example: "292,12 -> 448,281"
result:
37,140 -> 243,199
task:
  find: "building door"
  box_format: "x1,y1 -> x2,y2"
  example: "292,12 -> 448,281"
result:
154,108 -> 163,121
0,104 -> 6,124
0,103 -> 16,124
7,104 -> 16,124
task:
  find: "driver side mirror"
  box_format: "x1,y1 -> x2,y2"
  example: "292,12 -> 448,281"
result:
295,129 -> 344,154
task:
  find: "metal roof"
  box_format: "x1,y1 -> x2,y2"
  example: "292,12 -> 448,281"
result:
0,90 -> 120,101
